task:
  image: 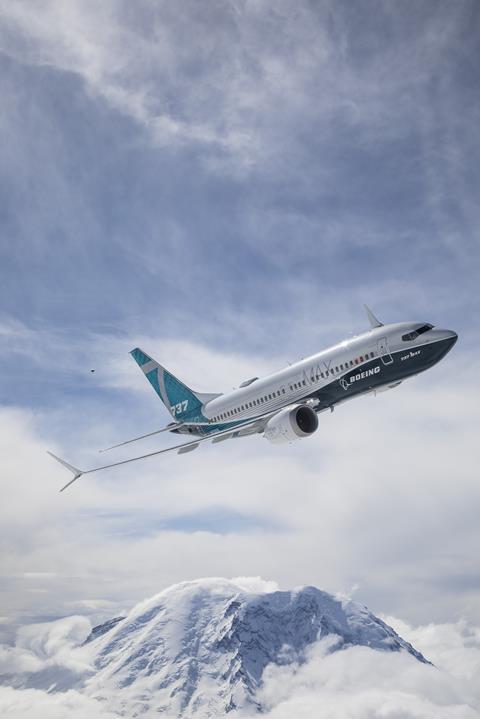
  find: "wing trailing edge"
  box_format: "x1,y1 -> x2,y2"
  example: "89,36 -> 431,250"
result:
47,411 -> 276,491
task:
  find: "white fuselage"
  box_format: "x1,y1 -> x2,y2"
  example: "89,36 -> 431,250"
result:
202,322 -> 457,428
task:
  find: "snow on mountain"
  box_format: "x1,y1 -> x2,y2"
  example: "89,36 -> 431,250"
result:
79,578 -> 428,717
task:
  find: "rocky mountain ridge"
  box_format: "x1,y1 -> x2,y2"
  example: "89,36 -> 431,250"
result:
80,578 -> 428,716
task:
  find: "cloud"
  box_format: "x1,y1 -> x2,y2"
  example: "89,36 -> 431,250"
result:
0,7 -> 478,716
0,616 -> 91,681
0,336 -> 478,632
385,617 -> 480,684
1,0 -> 476,182
0,612 -> 479,718
0,1 -> 478,358
254,636 -> 480,718
15,617 -> 92,673
231,576 -> 280,594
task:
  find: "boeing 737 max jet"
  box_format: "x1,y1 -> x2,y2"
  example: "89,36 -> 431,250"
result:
49,306 -> 457,491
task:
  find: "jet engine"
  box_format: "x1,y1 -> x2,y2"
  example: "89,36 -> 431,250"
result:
263,404 -> 319,445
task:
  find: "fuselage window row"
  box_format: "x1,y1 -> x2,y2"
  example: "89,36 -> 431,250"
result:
213,352 -> 377,422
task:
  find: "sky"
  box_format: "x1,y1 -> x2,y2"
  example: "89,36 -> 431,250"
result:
0,0 -> 480,713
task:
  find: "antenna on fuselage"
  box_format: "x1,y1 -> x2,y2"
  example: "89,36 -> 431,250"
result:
364,304 -> 383,329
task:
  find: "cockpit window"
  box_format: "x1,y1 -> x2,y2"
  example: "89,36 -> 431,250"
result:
402,323 -> 434,341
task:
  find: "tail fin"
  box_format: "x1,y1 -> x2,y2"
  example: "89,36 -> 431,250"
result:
130,348 -> 221,422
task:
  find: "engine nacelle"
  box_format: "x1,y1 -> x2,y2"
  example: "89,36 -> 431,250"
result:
263,404 -> 319,445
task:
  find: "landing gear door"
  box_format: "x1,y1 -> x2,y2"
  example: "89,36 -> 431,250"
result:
377,337 -> 393,365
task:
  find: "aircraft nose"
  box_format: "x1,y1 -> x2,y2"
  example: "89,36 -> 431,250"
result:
435,329 -> 458,349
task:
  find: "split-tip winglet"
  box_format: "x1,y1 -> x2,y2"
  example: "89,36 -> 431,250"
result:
47,451 -> 84,492
364,304 -> 383,329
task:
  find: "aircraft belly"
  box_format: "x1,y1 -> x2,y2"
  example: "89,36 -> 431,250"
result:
313,337 -> 454,409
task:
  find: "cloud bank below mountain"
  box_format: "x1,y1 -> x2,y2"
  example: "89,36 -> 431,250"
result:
0,579 -> 479,718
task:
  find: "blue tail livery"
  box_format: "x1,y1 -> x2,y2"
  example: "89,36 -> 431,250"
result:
130,347 -> 221,423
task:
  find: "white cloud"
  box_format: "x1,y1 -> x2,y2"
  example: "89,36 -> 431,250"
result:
15,617 -> 92,672
385,617 -> 480,684
0,0 -> 470,179
0,334 -> 478,628
1,613 -> 480,718
230,576 -> 280,594
0,616 -> 91,678
253,638 -> 480,718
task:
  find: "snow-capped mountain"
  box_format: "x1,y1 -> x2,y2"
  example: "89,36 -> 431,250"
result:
80,578 -> 428,717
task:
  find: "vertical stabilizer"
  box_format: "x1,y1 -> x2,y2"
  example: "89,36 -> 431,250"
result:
130,348 -> 221,422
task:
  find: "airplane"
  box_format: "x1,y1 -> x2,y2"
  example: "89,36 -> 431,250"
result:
49,306 -> 457,491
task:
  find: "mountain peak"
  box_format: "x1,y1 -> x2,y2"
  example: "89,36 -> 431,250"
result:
83,578 -> 428,716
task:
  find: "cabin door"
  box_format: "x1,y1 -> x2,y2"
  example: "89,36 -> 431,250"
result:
377,337 -> 393,365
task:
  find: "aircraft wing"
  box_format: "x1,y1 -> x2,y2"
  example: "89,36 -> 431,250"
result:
48,413 -> 273,493
98,423 -> 187,453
